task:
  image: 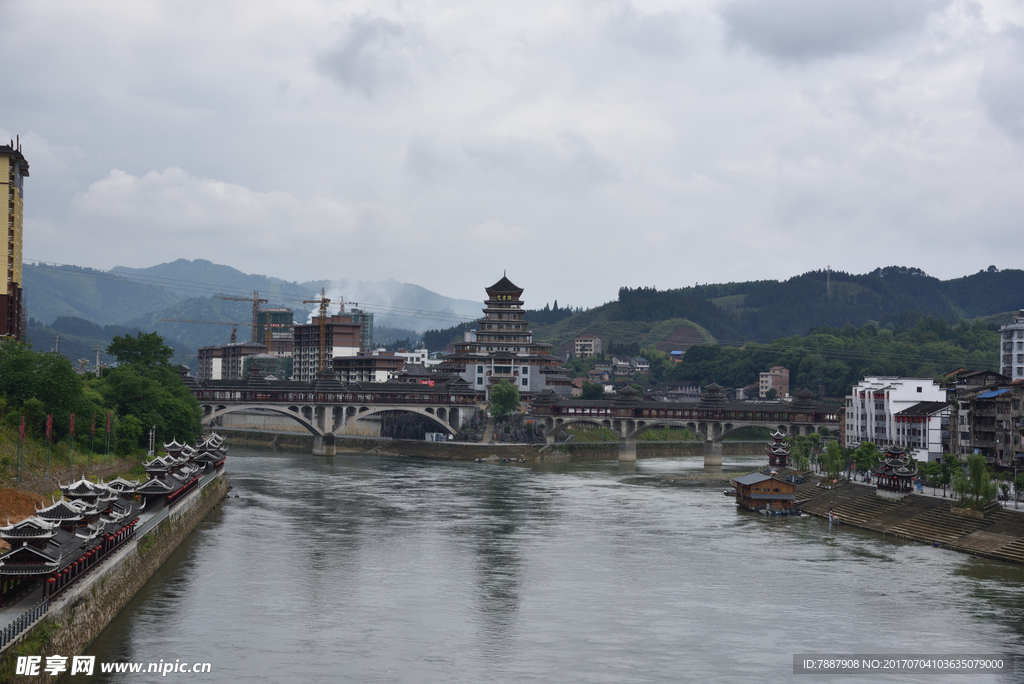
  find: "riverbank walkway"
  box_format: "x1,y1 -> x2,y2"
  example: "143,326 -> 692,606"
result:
0,466 -> 224,652
796,477 -> 1024,565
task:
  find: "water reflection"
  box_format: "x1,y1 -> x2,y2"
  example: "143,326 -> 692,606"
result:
78,449 -> 1024,684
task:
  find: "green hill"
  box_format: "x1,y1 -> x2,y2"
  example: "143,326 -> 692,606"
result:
23,263 -> 182,325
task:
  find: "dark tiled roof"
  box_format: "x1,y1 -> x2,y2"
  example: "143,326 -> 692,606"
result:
486,275 -> 522,293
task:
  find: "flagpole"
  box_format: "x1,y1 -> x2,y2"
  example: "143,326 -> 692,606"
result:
68,413 -> 75,472
45,414 -> 52,477
18,416 -> 24,483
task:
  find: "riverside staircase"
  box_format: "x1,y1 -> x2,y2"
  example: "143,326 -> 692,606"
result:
797,479 -> 1024,565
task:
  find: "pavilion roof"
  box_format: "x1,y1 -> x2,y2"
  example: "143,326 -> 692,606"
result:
486,274 -> 522,293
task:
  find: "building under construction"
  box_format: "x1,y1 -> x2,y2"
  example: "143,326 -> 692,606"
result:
2,140 -> 28,340
255,308 -> 295,355
292,314 -> 366,382
197,341 -> 267,381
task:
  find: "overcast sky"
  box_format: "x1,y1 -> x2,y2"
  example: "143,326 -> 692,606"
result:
2,0 -> 1023,309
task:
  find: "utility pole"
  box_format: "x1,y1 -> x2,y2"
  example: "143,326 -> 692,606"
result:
77,358 -> 89,374
303,288 -> 331,373
93,343 -> 104,373
148,425 -> 156,456
52,333 -> 61,353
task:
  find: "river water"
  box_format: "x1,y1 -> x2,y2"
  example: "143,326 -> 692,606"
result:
77,448 -> 1024,683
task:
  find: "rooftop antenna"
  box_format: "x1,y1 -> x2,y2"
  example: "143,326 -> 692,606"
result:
827,264 -> 832,299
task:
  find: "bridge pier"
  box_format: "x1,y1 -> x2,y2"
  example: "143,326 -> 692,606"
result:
313,434 -> 335,457
618,437 -> 636,462
704,440 -> 722,472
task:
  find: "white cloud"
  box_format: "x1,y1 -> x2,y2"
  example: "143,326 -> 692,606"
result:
4,0 -> 1024,307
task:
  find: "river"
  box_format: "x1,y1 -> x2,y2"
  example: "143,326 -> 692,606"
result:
76,448 -> 1024,683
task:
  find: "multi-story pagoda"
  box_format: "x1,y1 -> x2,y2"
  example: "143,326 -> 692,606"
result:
438,274 -> 572,398
766,430 -> 791,469
872,445 -> 917,499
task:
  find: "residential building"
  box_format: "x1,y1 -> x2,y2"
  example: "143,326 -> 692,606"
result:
255,308 -> 294,356
333,352 -> 405,384
436,275 -> 572,398
759,366 -> 790,399
611,355 -> 632,376
844,377 -> 946,450
892,401 -> 950,462
963,383 -> 1024,466
630,357 -> 650,374
999,310 -> 1024,382
574,336 -> 602,358
198,342 -> 268,381
948,369 -> 1010,459
1,141 -> 28,340
292,314 -> 365,382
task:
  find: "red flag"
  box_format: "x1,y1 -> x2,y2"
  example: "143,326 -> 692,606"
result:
19,416 -> 24,444
106,411 -> 111,433
91,420 -> 95,438
46,414 -> 53,441
70,413 -> 75,437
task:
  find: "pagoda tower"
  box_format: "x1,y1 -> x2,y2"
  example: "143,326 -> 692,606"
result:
439,274 -> 571,398
766,430 -> 791,469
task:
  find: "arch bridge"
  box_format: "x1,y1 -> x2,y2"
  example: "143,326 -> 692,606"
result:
190,378 -> 485,455
531,385 -> 841,470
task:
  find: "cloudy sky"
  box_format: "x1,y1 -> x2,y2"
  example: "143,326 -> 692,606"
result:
2,0 -> 1023,309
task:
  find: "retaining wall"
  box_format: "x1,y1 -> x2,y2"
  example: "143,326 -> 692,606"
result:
0,471 -> 228,684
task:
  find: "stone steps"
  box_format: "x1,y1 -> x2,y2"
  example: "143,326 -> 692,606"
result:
887,508 -> 996,544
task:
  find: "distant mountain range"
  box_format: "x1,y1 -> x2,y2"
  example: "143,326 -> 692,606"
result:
22,259 -> 484,363
23,261 -> 1024,370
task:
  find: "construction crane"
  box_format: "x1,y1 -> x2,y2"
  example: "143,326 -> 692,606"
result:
214,291 -> 268,344
159,318 -> 297,347
303,288 -> 331,373
158,318 -> 249,344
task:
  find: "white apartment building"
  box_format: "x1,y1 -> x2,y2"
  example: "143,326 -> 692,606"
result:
999,310 -> 1024,382
845,377 -> 946,456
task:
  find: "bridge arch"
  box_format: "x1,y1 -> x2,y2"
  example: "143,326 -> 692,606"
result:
200,404 -> 322,437
339,406 -> 457,436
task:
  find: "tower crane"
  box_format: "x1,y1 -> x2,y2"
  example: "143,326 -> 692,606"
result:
214,291 -> 268,343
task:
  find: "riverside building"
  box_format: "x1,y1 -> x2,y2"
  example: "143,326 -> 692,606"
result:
844,377 -> 946,459
437,275 -> 572,398
1000,310 -> 1024,382
1,140 -> 28,340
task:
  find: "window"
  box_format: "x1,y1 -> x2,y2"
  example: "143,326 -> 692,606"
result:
916,387 -> 922,393
477,378 -> 483,385
522,378 -> 528,386
477,366 -> 484,374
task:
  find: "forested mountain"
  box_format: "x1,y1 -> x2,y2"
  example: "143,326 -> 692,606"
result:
26,316 -> 196,368
112,259 -> 312,301
611,266 -> 1024,344
23,263 -> 182,325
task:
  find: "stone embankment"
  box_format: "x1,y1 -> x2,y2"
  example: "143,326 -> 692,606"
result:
0,470 -> 229,683
796,478 -> 1024,565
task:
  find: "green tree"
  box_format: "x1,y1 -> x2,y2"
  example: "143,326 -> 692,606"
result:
581,382 -> 605,400
853,441 -> 880,475
966,454 -> 998,504
107,331 -> 175,370
116,414 -> 143,455
765,388 -> 777,400
489,380 -> 520,417
1015,472 -> 1024,507
822,440 -> 844,479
